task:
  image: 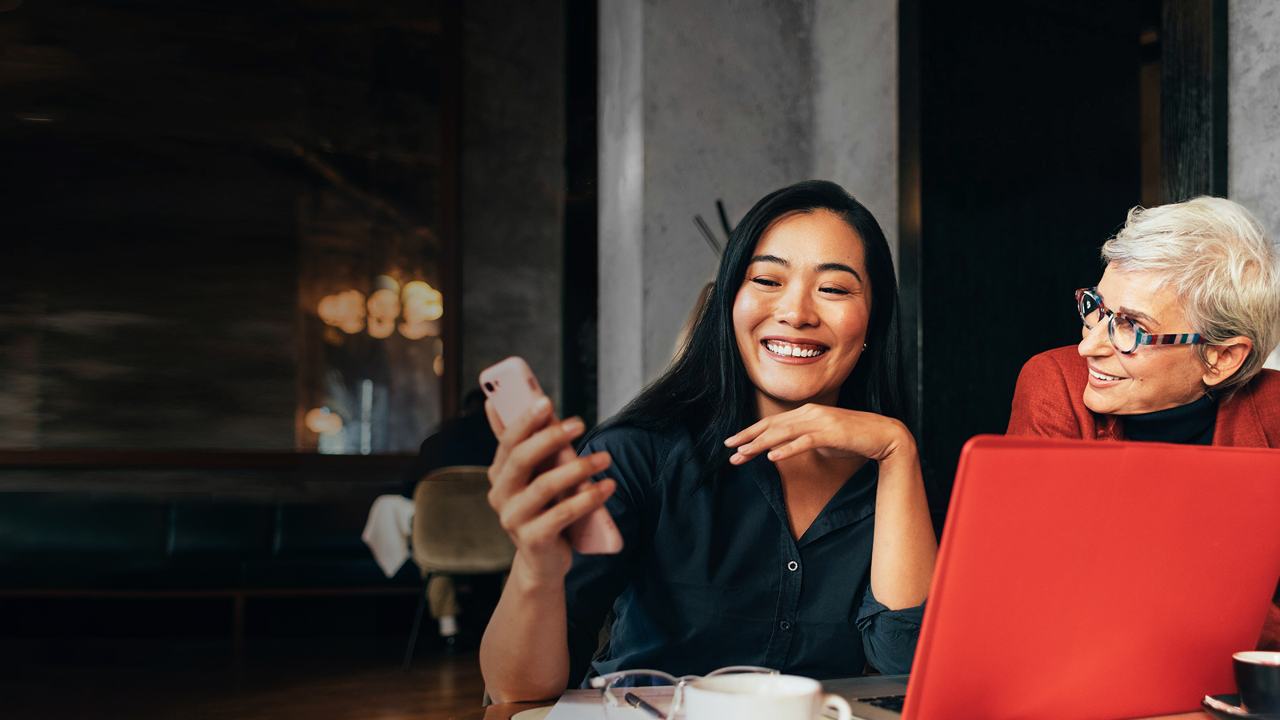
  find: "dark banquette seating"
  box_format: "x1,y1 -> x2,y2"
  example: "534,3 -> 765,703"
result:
0,450 -> 418,635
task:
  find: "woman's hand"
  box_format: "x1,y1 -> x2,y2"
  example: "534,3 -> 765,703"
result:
724,403 -> 914,466
485,397 -> 616,585
727,404 -> 935,611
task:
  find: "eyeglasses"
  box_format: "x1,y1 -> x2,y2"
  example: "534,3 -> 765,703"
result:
1075,287 -> 1207,355
590,665 -> 778,719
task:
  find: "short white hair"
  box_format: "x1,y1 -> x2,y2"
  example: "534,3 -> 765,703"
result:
1101,196 -> 1280,393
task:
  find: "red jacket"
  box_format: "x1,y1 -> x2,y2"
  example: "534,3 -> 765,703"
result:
1007,345 -> 1280,447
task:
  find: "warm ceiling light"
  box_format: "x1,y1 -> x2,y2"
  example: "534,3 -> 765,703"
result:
402,280 -> 435,300
403,281 -> 443,322
316,278 -> 441,340
368,314 -> 395,339
367,288 -> 401,322
399,319 -> 434,340
402,297 -> 442,324
305,407 -> 343,435
318,289 -> 366,334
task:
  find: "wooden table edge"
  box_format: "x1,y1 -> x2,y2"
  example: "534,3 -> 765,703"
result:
466,701 -> 1211,719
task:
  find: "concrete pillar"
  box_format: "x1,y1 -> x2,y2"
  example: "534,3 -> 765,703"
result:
598,0 -> 647,419
812,0 -> 898,267
1228,0 -> 1280,370
598,0 -> 898,418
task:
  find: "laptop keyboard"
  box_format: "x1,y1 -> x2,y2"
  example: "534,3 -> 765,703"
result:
862,694 -> 906,712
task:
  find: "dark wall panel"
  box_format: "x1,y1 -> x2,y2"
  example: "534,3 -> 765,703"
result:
914,0 -> 1145,502
0,0 -> 452,451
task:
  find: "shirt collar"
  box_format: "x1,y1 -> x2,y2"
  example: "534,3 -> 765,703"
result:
741,457 -> 878,548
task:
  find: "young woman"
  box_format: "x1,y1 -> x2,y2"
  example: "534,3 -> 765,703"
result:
479,181 -> 937,702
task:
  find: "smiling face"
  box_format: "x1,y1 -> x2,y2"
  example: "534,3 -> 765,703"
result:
732,209 -> 871,417
1078,264 -> 1209,415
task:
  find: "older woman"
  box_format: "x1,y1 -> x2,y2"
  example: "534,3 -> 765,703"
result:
1007,195 -> 1280,650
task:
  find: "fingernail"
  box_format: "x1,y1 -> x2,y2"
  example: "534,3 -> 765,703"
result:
561,417 -> 584,435
533,397 -> 552,414
592,452 -> 611,469
729,453 -> 742,465
767,450 -> 779,460
723,437 -> 735,447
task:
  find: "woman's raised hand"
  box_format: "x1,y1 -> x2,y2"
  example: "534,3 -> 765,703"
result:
724,403 -> 914,466
484,397 -> 616,584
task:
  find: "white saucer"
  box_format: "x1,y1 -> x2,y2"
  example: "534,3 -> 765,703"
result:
511,707 -> 552,720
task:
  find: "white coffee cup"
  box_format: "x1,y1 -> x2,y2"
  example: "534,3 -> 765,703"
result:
682,673 -> 852,720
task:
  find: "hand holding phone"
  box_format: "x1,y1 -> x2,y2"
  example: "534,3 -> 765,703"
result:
479,357 -> 623,555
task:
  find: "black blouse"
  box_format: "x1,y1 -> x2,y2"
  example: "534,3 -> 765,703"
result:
563,424 -> 924,688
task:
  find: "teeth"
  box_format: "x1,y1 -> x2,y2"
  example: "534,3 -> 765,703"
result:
1090,369 -> 1123,382
765,341 -> 826,358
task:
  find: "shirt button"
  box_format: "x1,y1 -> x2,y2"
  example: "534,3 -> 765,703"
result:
787,560 -> 799,572
780,620 -> 792,631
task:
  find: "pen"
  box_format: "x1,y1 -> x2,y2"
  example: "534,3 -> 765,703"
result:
623,691 -> 667,719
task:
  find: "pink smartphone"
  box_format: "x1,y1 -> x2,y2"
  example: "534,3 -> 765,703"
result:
479,356 -> 623,555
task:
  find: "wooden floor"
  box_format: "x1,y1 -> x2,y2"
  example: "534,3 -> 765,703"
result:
0,636 -> 489,720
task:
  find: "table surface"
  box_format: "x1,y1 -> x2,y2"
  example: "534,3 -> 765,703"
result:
465,696 -> 1215,719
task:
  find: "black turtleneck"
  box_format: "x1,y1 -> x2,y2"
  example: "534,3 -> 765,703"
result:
1120,393 -> 1218,445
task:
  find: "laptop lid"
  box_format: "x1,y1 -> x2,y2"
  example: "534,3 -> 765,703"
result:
902,435 -> 1280,720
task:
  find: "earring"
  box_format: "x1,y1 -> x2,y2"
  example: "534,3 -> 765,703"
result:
862,343 -> 868,351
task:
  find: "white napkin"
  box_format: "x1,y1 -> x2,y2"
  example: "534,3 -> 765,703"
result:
544,689 -> 617,719
361,494 -> 415,577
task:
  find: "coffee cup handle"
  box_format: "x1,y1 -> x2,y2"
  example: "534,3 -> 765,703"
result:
822,693 -> 852,720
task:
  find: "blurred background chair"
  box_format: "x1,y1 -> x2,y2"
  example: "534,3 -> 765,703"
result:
402,465 -> 514,669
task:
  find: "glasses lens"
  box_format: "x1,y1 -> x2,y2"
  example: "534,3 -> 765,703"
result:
1078,289 -> 1103,328
1110,314 -> 1139,353
597,667 -> 776,719
704,666 -> 778,678
601,672 -> 679,720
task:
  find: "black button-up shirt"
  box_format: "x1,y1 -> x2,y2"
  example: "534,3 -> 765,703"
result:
564,424 -> 924,688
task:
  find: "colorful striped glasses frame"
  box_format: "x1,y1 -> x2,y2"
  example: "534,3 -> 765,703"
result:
1075,287 -> 1208,354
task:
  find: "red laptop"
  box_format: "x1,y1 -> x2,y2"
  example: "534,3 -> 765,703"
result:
834,435 -> 1280,720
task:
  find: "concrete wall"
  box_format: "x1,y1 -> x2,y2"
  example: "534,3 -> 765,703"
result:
598,0 -> 898,418
599,0 -> 815,416
638,0 -> 815,385
461,0 -> 567,406
598,0 -> 646,420
812,0 -> 898,267
1228,0 -> 1280,370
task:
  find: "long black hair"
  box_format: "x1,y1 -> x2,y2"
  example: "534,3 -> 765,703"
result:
595,180 -> 908,479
